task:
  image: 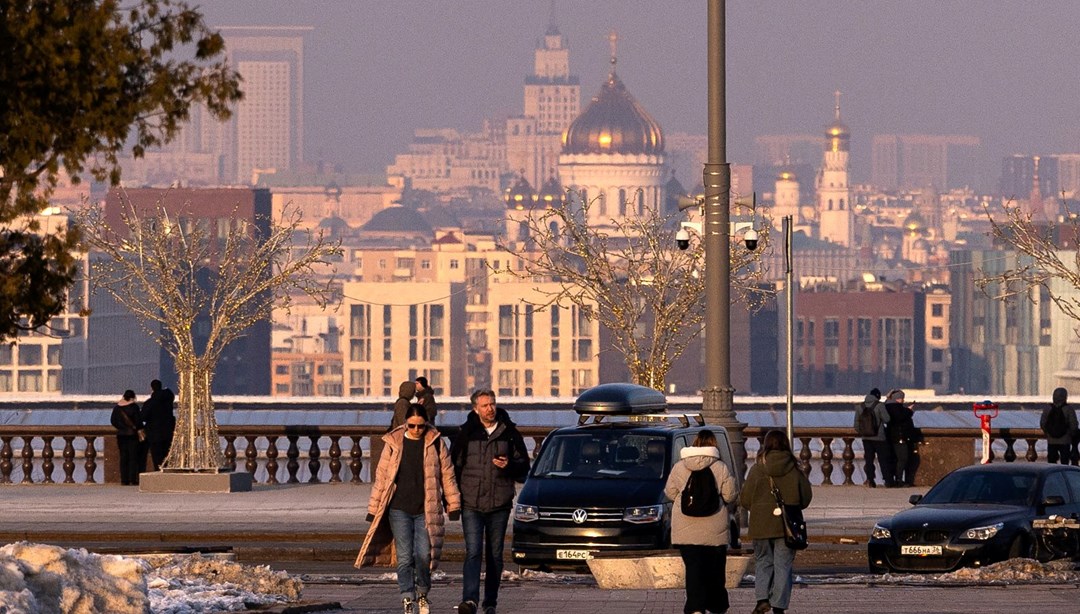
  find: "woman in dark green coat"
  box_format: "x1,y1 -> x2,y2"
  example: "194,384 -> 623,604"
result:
739,430 -> 813,614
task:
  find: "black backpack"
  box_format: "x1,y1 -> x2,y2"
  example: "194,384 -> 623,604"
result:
855,404 -> 879,438
1045,405 -> 1070,439
681,467 -> 721,517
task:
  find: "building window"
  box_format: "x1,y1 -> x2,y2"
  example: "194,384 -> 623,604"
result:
550,369 -> 560,396
931,303 -> 943,317
0,371 -> 10,392
931,348 -> 944,362
0,346 -> 11,365
275,365 -> 289,375
450,259 -> 460,269
382,369 -> 393,396
276,383 -> 290,394
47,345 -> 61,365
383,338 -> 392,361
18,371 -> 41,392
931,371 -> 943,385
18,345 -> 42,366
931,326 -> 943,340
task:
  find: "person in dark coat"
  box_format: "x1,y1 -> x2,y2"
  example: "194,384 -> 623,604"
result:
140,379 -> 176,471
450,389 -> 529,614
884,389 -> 918,487
856,388 -> 893,487
390,381 -> 418,431
110,390 -> 144,486
740,430 -> 813,614
414,376 -> 438,424
1041,387 -> 1078,464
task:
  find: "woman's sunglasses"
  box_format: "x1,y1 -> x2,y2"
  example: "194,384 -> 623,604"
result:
406,423 -> 427,430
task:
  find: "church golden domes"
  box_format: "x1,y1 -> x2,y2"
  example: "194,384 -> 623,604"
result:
561,71 -> 663,156
825,90 -> 850,153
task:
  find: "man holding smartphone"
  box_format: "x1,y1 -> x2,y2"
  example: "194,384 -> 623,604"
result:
884,389 -> 919,487
450,389 -> 530,614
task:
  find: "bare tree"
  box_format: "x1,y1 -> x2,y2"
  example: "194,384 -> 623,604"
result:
976,201 -> 1080,322
498,194 -> 769,390
74,195 -> 340,471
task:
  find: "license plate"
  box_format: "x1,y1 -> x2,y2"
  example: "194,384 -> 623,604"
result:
556,549 -> 592,560
901,545 -> 942,556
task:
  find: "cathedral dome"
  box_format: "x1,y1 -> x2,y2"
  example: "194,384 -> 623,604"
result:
562,72 -> 663,156
538,175 -> 565,205
777,169 -> 798,182
504,176 -> 537,210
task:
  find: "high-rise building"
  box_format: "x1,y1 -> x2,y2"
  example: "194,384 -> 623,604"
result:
216,26 -> 309,185
871,134 -> 981,191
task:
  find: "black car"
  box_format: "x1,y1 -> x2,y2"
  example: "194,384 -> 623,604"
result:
868,463 -> 1080,573
511,383 -> 741,571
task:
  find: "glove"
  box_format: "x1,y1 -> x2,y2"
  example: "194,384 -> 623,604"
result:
448,510 -> 461,522
365,513 -> 375,523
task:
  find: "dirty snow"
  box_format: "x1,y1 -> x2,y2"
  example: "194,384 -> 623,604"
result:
816,558 -> 1080,585
0,543 -> 302,614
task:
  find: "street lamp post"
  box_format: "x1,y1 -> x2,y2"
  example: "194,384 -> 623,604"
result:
701,0 -> 748,478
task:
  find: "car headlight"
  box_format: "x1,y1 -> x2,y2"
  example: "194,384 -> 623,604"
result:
962,522 -> 1003,540
514,504 -> 538,522
624,504 -> 664,524
871,524 -> 891,540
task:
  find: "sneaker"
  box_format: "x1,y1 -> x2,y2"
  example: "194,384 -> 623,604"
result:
752,600 -> 771,614
866,479 -> 877,488
402,597 -> 415,614
457,601 -> 477,614
483,607 -> 496,614
417,594 -> 430,614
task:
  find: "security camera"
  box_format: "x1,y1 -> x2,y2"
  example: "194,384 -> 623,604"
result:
675,228 -> 691,250
744,228 -> 759,251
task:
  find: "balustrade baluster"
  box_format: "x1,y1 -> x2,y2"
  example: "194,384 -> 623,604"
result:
1002,436 -> 1017,463
21,436 -> 35,484
0,436 -> 13,484
245,437 -> 259,479
1025,439 -> 1039,462
840,437 -> 855,485
84,437 -> 97,484
308,436 -> 322,483
224,436 -> 237,472
328,436 -> 342,483
62,436 -> 76,483
41,436 -> 55,484
819,437 -> 834,485
797,438 -> 812,477
286,435 -> 300,483
266,438 -> 281,485
349,436 -> 363,484
531,436 -> 544,459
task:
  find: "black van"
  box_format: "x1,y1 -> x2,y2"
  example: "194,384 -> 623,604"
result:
511,383 -> 741,570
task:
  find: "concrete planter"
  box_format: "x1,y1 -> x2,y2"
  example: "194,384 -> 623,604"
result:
139,470 -> 253,493
588,553 -> 751,590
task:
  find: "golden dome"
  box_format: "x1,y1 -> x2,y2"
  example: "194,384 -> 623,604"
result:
778,169 -> 798,182
825,90 -> 850,152
504,176 -> 537,210
562,72 -> 663,156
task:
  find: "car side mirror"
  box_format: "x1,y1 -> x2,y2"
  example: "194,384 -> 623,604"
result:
909,494 -> 923,505
1041,495 -> 1066,507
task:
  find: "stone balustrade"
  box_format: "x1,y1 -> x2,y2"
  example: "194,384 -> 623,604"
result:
0,424 -> 1061,487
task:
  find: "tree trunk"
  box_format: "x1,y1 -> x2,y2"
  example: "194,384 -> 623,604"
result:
163,363 -> 225,471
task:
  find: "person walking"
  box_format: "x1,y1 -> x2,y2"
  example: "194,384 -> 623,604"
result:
414,376 -> 438,424
390,381 -> 418,431
884,390 -> 918,487
140,379 -> 176,471
740,430 -> 813,614
1041,387 -> 1077,464
110,390 -> 144,486
451,389 -> 530,614
356,404 -> 462,614
663,429 -> 738,614
855,388 -> 893,487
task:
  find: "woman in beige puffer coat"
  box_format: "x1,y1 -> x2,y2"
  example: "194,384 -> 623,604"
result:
357,404 -> 461,613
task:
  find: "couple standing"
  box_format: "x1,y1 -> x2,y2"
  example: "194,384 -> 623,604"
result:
858,388 -> 918,488
357,389 -> 529,614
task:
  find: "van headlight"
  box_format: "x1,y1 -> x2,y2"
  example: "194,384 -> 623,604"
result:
624,504 -> 663,524
962,522 -> 1003,540
871,524 -> 891,540
514,504 -> 538,522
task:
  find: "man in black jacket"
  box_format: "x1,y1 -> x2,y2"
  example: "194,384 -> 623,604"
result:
140,379 -> 176,470
451,389 -> 529,614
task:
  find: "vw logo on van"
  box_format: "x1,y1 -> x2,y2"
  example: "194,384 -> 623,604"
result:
571,509 -> 588,524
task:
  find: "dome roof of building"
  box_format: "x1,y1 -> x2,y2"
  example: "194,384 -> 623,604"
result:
317,215 -> 351,236
777,169 -> 798,182
903,210 -> 926,233
538,175 -> 565,205
504,176 -> 537,210
361,205 -> 432,233
824,93 -> 850,152
562,71 -> 663,156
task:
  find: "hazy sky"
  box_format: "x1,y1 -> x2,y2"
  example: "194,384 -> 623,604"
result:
199,1 -> 1080,188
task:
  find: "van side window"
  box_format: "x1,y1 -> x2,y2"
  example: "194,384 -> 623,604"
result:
672,435 -> 690,460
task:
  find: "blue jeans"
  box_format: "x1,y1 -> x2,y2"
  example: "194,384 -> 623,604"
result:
461,507 -> 510,608
753,537 -> 796,609
388,508 -> 431,599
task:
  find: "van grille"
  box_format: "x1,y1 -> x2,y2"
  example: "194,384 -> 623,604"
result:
539,507 -> 624,523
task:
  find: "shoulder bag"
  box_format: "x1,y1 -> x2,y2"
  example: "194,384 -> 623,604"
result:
769,476 -> 808,550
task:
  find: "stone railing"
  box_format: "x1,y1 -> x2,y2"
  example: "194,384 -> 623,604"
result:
0,424 -> 1060,486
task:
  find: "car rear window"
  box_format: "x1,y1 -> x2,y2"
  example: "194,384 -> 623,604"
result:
532,432 -> 669,480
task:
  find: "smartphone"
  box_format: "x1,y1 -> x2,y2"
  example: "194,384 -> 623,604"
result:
493,441 -> 509,459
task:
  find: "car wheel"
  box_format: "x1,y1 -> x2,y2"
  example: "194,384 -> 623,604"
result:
1008,534 -> 1032,560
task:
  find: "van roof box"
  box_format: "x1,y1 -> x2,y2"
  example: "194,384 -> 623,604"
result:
574,383 -> 667,415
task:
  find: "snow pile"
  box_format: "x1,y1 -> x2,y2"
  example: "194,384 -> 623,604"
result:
0,544 -> 303,614
821,558 -> 1080,585
0,542 -> 149,614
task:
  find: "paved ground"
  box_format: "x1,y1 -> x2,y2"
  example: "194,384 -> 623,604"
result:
4,482 -> 1080,613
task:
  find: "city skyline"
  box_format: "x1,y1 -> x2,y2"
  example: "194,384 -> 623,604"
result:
197,1 -> 1080,191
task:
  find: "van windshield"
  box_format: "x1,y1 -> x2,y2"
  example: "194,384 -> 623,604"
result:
532,432 -> 669,480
